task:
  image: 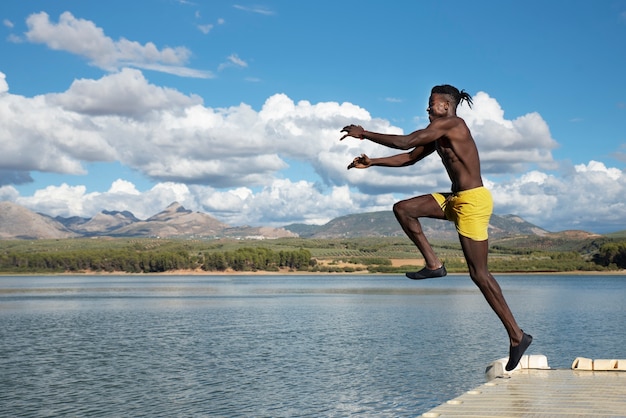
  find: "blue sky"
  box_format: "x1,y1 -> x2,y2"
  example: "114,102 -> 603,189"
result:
1,0 -> 625,233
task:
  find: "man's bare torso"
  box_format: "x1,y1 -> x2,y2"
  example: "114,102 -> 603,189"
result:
434,117 -> 483,193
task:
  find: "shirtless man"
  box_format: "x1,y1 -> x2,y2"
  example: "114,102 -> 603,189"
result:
340,84 -> 532,371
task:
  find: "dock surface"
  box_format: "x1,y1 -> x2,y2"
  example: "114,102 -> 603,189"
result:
422,368 -> 626,417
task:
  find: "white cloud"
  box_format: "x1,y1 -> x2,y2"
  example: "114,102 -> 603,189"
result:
47,68 -> 202,118
7,159 -> 626,233
233,5 -> 275,15
459,92 -> 558,173
574,160 -> 621,180
199,179 -> 360,225
197,16 -> 225,35
2,68 -> 624,232
2,68 -> 456,191
0,89 -> 110,175
9,178 -> 364,226
108,179 -> 141,195
0,73 -> 563,193
488,171 -> 561,221
17,184 -> 92,217
200,187 -> 253,213
218,54 -> 248,71
14,181 -> 197,220
0,185 -> 19,201
197,24 -> 213,34
0,72 -> 7,94
489,161 -> 626,232
24,11 -> 212,78
228,179 -> 359,225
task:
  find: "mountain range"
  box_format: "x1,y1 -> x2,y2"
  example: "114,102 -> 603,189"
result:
0,200 -> 605,241
0,201 -> 296,240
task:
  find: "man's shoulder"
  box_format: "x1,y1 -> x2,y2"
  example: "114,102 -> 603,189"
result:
432,115 -> 467,128
450,115 -> 467,124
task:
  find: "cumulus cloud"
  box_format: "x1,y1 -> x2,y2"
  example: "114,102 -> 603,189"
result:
0,72 -> 7,93
12,159 -> 624,233
47,68 -> 202,118
0,70 -> 388,189
12,178 -> 392,227
1,68 -> 624,232
458,92 -> 558,173
15,181 -> 196,220
0,185 -> 19,201
0,72 -> 566,191
200,179 -> 365,225
0,170 -> 33,187
488,161 -> 626,232
0,83 -> 112,176
17,183 -> 92,217
10,71 -> 535,195
24,12 -> 212,78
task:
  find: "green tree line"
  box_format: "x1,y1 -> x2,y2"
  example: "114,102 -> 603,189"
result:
593,241 -> 626,269
202,247 -> 313,272
0,249 -> 197,273
0,247 -> 314,273
0,238 -> 623,274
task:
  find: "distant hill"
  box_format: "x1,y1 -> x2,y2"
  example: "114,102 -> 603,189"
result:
110,202 -> 229,238
0,202 -> 296,240
605,230 -> 626,239
283,211 -> 551,241
55,210 -> 139,235
493,229 -> 604,253
0,201 -> 610,244
0,202 -> 78,239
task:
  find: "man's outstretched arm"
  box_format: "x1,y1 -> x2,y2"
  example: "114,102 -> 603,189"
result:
340,121 -> 451,150
347,144 -> 436,170
340,124 -> 412,150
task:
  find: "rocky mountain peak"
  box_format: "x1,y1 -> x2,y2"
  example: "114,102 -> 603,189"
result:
148,201 -> 192,222
0,201 -> 77,239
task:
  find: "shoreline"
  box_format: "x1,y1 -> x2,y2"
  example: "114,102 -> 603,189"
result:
1,269 -> 624,277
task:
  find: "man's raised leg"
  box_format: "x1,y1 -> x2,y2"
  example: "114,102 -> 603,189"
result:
393,195 -> 447,279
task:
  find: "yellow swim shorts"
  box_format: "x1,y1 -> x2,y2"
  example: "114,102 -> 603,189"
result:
431,186 -> 493,241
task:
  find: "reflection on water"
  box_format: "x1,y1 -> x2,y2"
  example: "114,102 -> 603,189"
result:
1,274 -> 624,416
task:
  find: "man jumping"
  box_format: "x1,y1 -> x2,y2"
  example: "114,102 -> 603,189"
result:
340,84 -> 532,371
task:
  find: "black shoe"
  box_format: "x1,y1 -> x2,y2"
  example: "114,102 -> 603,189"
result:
505,332 -> 533,371
405,265 -> 447,280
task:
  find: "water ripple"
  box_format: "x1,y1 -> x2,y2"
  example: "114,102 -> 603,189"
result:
1,274 -> 625,416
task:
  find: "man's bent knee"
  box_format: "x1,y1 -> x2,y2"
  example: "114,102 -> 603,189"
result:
392,201 -> 406,217
394,195 -> 444,220
393,199 -> 418,221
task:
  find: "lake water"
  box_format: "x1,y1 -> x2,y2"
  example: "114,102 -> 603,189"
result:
1,274 -> 624,417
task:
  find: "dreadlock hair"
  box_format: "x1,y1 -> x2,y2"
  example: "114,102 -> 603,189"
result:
431,84 -> 473,108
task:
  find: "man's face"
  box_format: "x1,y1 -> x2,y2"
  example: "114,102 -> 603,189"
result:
427,94 -> 449,121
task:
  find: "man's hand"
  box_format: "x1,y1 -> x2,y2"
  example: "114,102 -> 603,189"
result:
347,154 -> 371,170
340,124 -> 365,141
